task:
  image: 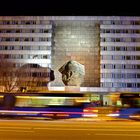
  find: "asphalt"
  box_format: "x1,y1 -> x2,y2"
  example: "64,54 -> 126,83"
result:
65,116 -> 134,122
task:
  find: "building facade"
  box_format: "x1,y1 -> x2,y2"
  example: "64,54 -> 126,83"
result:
0,16 -> 140,95
0,17 -> 53,92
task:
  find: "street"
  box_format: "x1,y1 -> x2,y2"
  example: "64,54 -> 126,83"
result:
0,118 -> 140,140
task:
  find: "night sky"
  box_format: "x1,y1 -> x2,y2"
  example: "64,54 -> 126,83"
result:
0,0 -> 139,16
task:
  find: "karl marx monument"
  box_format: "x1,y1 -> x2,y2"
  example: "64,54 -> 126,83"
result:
59,60 -> 85,86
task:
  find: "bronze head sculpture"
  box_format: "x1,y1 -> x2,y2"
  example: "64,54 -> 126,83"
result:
59,60 -> 85,86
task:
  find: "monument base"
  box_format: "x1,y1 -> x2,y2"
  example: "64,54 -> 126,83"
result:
65,86 -> 80,93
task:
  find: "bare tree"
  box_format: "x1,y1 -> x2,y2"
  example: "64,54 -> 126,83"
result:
0,58 -> 19,93
0,55 -> 55,93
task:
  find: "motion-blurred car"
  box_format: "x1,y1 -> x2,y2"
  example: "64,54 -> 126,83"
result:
129,111 -> 140,121
82,106 -> 116,118
82,107 -> 98,117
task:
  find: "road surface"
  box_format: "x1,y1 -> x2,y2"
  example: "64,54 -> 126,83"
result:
0,118 -> 140,140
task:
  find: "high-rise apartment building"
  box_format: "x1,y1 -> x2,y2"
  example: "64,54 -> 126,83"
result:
100,18 -> 140,91
0,17 -> 53,92
0,16 -> 139,95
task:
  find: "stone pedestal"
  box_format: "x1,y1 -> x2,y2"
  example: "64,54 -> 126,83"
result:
65,86 -> 80,93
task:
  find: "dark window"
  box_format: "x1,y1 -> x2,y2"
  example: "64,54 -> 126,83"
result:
32,64 -> 40,68
125,30 -> 128,33
137,83 -> 140,88
123,65 -> 126,69
4,46 -> 7,50
112,30 -> 115,33
112,21 -> 115,25
135,21 -> 140,25
137,74 -> 140,78
5,38 -> 10,41
134,30 -> 138,33
116,47 -> 120,51
4,55 -> 9,59
43,55 -> 48,59
126,56 -> 131,60
32,72 -> 37,77
6,30 -> 11,33
10,46 -> 14,50
137,65 -> 140,69
31,30 -> 35,33
16,30 -> 20,33
44,29 -> 48,33
136,56 -> 140,60
25,21 -> 30,25
6,21 -> 10,24
127,83 -> 132,88
113,65 -> 116,69
21,55 -> 23,59
15,38 -> 19,41
21,46 -> 24,50
116,30 -> 120,33
24,38 -> 29,41
106,30 -> 110,33
132,38 -> 136,42
116,38 -> 120,42
136,47 -> 140,51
